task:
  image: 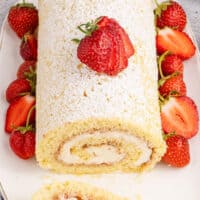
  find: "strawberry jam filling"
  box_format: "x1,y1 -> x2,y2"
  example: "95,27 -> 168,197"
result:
54,194 -> 82,200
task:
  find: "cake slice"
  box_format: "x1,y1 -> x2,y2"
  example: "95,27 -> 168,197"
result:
32,181 -> 127,200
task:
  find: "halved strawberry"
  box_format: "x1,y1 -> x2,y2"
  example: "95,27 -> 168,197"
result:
98,16 -> 134,58
156,27 -> 196,60
5,95 -> 35,133
162,135 -> 190,168
6,79 -> 31,102
161,96 -> 199,139
159,75 -> 186,97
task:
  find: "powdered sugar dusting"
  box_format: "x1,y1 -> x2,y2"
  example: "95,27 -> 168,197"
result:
36,0 -> 161,140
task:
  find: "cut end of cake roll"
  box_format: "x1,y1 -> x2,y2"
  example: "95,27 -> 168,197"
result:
32,181 -> 128,200
36,119 -> 166,174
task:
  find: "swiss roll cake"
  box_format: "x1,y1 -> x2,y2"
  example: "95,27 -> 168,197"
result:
32,181 -> 127,200
36,0 -> 166,174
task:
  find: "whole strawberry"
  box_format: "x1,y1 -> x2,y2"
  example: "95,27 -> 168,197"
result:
17,60 -> 36,79
162,135 -> 190,168
155,1 -> 186,31
9,130 -> 35,159
159,75 -> 186,97
6,79 -> 31,102
17,61 -> 37,95
9,99 -> 36,160
161,54 -> 183,76
8,1 -> 38,38
20,33 -> 37,61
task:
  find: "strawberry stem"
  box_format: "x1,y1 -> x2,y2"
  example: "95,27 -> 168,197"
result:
162,132 -> 175,140
159,93 -> 165,102
169,90 -> 180,96
13,102 -> 36,134
158,71 -> 179,87
24,66 -> 36,95
78,25 -> 90,35
77,17 -> 102,36
72,38 -> 81,44
17,0 -> 35,8
154,0 -> 171,17
154,0 -> 160,7
158,51 -> 170,79
26,105 -> 35,127
19,92 -> 31,96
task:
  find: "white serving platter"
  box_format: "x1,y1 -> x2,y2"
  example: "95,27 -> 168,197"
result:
0,1 -> 200,200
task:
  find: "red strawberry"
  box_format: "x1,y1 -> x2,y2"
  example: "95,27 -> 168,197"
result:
9,130 -> 35,159
98,16 -> 134,58
161,54 -> 183,76
76,16 -> 133,76
162,135 -> 190,168
20,33 -> 37,61
155,1 -> 186,31
8,1 -> 38,38
17,61 -> 37,95
156,27 -> 196,60
5,95 -> 35,133
161,96 -> 199,139
77,21 -> 127,75
6,79 -> 31,102
159,75 -> 186,97
17,60 -> 36,79
78,27 -> 116,75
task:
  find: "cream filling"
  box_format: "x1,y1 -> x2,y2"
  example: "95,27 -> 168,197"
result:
58,132 -> 152,166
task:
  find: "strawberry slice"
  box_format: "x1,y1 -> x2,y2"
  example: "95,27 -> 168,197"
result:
107,25 -> 128,75
156,27 -> 196,60
109,19 -> 134,58
118,26 -> 134,58
98,16 -> 134,58
161,96 -> 199,139
5,95 -> 36,133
